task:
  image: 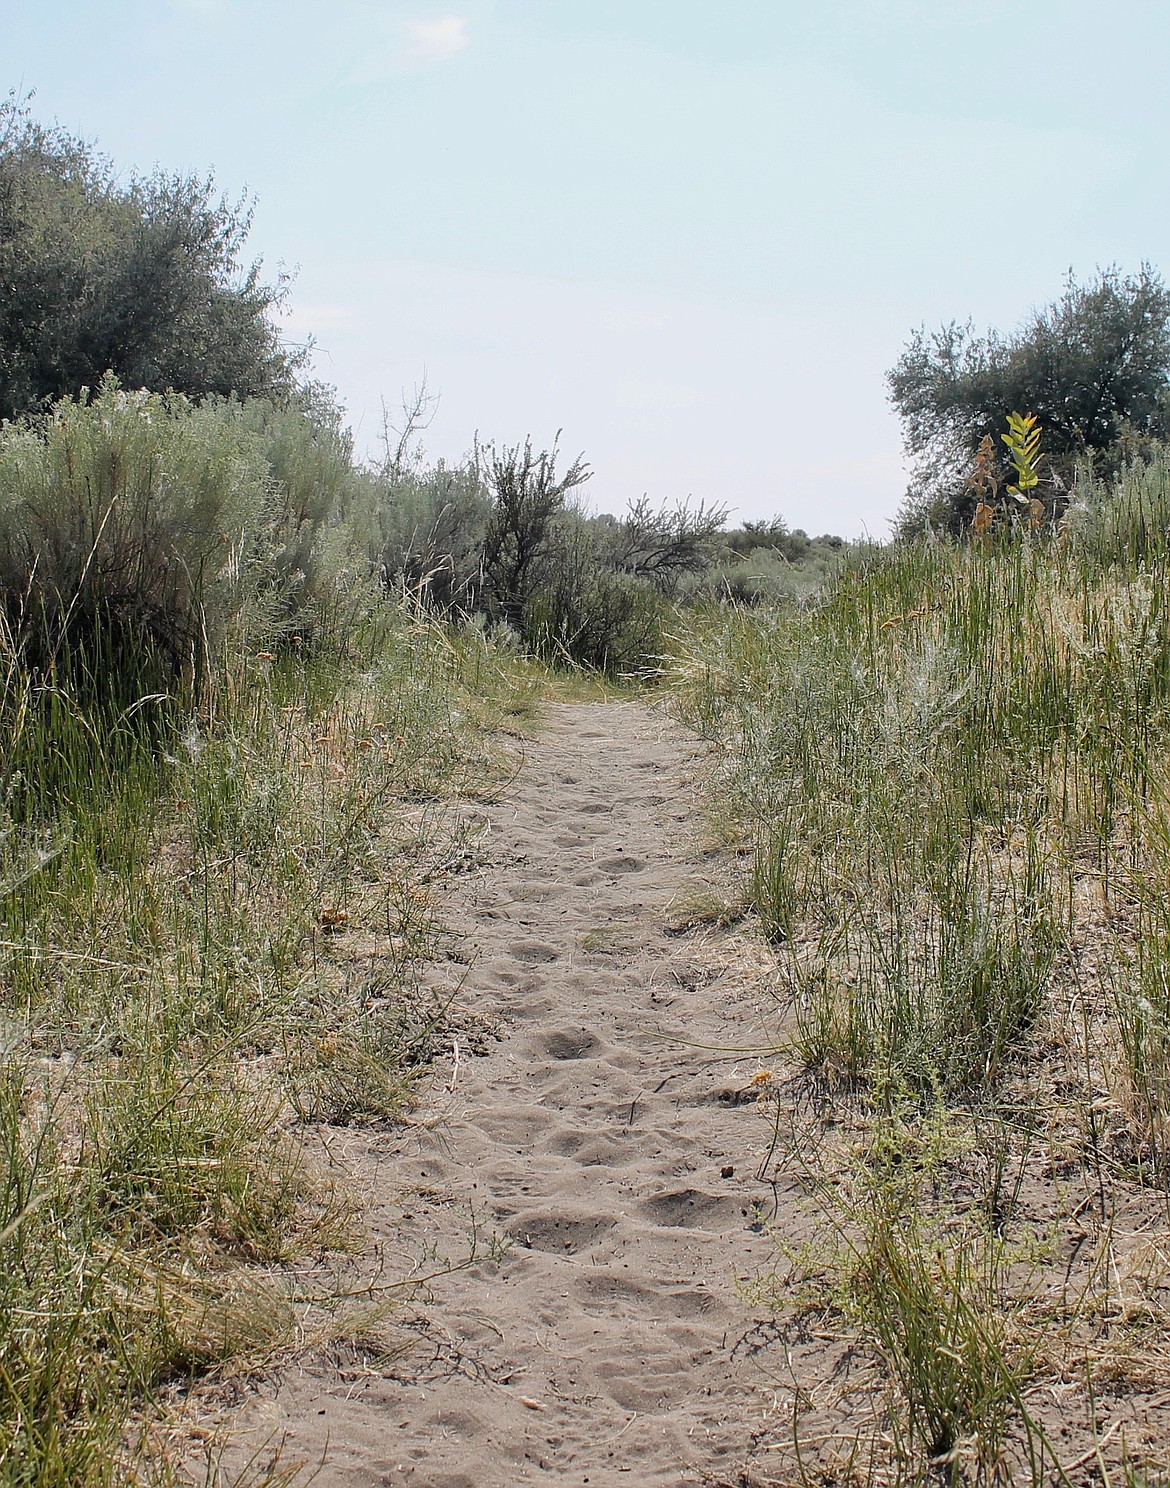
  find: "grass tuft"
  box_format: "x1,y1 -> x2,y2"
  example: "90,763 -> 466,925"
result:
670,454 -> 1170,1483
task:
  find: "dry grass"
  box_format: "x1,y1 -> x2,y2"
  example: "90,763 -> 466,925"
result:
0,606 -> 551,1485
669,460 -> 1170,1485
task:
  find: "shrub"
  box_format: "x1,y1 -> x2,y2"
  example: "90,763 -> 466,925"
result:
368,460 -> 490,613
0,379 -> 273,697
480,436 -> 591,626
231,394 -> 373,649
522,514 -> 668,675
610,495 -> 726,592
689,544 -> 845,607
1063,447 -> 1170,568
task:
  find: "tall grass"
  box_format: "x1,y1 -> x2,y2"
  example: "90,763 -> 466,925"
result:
0,614 -> 542,1483
671,454 -> 1170,1481
675,470 -> 1170,1099
0,389 -> 544,1481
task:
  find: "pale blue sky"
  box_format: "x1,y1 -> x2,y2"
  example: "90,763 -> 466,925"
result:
4,1 -> 1168,534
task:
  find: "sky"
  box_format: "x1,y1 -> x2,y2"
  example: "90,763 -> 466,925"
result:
4,0 -> 1170,536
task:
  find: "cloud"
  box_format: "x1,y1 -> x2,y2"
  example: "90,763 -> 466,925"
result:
404,15 -> 470,64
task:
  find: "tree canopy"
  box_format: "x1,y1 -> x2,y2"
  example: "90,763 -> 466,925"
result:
888,265 -> 1170,534
0,94 -> 299,422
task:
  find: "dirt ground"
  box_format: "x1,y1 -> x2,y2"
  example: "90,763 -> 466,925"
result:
207,700 -> 805,1486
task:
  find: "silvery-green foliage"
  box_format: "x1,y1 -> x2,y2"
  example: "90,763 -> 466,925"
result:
368,460 -> 491,614
0,378 -> 272,686
229,395 -> 371,644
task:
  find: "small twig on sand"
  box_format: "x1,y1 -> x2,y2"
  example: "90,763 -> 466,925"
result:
448,1037 -> 461,1093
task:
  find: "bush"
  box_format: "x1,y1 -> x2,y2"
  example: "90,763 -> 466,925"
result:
231,394 -> 372,649
0,379 -> 274,697
1063,447 -> 1170,568
610,495 -> 726,592
689,544 -> 845,607
522,514 -> 668,675
0,379 -> 380,708
480,437 -> 591,626
368,460 -> 490,614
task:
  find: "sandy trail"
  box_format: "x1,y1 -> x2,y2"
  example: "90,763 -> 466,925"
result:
227,701 -> 790,1487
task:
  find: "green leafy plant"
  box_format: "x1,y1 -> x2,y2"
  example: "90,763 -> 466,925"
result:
1002,411 -> 1045,520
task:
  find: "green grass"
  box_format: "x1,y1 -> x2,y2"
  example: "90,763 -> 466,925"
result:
0,372 -> 668,1482
0,602 -> 545,1485
669,455 -> 1170,1483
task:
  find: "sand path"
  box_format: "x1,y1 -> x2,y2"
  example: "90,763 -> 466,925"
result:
231,701 -> 787,1486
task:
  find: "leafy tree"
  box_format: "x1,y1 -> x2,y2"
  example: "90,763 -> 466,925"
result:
0,93 -> 298,421
888,265 -> 1170,534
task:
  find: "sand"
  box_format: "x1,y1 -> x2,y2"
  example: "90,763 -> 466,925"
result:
213,700 -> 791,1486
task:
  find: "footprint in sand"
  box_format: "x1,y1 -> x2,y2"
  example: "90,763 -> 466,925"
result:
554,1135 -> 639,1167
542,1126 -> 637,1160
507,1211 -> 617,1252
541,1029 -> 600,1060
640,1187 -> 737,1230
575,1272 -> 647,1305
510,939 -> 559,963
665,1286 -> 719,1318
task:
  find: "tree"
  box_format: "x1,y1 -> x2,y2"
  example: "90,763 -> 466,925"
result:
723,516 -> 845,562
0,93 -> 299,421
610,496 -> 726,592
479,435 -> 591,626
888,265 -> 1170,534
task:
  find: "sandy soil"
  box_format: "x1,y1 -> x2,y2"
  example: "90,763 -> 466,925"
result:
216,701 -> 794,1486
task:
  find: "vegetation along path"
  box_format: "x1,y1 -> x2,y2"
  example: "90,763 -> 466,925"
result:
224,700 -> 786,1486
